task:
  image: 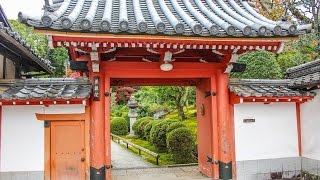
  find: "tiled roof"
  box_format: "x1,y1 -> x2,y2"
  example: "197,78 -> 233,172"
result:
286,59 -> 320,89
0,78 -> 92,100
0,22 -> 54,74
18,0 -> 311,37
229,79 -> 314,97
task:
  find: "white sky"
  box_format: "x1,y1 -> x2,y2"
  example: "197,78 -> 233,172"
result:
1,0 -> 48,19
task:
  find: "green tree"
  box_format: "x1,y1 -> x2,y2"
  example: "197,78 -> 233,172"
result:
9,20 -> 68,77
230,50 -> 283,79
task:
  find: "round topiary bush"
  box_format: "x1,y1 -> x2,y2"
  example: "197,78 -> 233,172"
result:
132,117 -> 153,137
137,119 -> 152,139
167,127 -> 195,163
166,122 -> 186,135
111,117 -> 128,135
149,120 -> 177,152
144,121 -> 159,141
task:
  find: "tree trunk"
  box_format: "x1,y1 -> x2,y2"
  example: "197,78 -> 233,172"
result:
177,103 -> 186,121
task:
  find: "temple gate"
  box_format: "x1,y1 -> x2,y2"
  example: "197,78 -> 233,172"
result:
17,0 -> 311,179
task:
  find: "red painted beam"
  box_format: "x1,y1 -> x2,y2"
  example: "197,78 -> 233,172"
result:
110,78 -> 202,86
102,61 -> 224,79
52,36 -> 282,48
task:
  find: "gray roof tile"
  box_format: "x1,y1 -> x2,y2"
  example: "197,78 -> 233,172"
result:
18,0 -> 311,37
286,59 -> 320,89
0,78 -> 92,101
229,79 -> 314,98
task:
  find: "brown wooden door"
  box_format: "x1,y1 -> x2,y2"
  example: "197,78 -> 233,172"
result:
50,121 -> 85,180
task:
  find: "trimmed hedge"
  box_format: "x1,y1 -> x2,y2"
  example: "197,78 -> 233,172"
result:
137,119 -> 152,139
144,120 -> 161,141
111,117 -> 128,135
150,120 -> 177,152
166,122 -> 186,134
167,127 -> 195,163
132,117 -> 153,137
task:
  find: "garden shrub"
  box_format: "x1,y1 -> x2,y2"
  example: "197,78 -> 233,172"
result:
167,127 -> 195,163
121,112 -> 130,130
111,117 -> 128,135
144,121 -> 155,141
132,117 -> 153,136
150,120 -> 177,152
137,119 -> 152,139
166,122 -> 186,134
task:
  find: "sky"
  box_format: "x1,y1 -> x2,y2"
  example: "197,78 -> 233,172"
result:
1,0 -> 48,19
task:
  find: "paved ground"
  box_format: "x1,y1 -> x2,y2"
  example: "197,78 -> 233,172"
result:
111,141 -> 209,179
111,140 -> 209,179
111,141 -> 154,168
112,166 -> 210,180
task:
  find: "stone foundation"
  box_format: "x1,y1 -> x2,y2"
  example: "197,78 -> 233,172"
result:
0,171 -> 43,180
237,157 -> 302,180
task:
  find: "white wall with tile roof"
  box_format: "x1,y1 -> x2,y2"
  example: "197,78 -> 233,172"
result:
234,103 -> 299,161
0,105 -> 85,172
301,89 -> 320,161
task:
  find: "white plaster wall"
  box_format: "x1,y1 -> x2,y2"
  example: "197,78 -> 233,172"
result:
1,105 -> 85,172
301,89 -> 320,161
234,103 -> 298,161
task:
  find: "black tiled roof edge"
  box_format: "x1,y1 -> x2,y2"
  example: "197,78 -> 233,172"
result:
229,79 -> 315,98
0,5 -> 12,30
285,59 -> 320,89
18,0 -> 311,37
0,22 -> 55,74
286,59 -> 320,78
0,78 -> 92,100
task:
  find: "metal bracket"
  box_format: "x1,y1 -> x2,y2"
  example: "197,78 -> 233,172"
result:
105,165 -> 112,169
207,156 -> 218,164
205,91 -> 217,98
205,91 -> 212,98
44,121 -> 50,128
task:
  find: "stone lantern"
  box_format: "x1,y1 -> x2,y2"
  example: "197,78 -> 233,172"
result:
127,96 -> 138,135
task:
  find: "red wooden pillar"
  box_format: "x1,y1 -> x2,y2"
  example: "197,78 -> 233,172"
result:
216,70 -> 234,180
210,75 -> 219,179
104,73 -> 111,179
90,62 -> 106,180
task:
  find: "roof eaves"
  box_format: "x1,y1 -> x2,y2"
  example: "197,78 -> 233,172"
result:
0,24 -> 54,74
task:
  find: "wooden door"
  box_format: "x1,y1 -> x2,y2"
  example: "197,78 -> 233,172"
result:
50,121 -> 85,180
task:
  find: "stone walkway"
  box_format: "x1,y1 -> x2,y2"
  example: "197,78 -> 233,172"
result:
111,140 -> 154,169
112,166 -> 210,180
111,140 -> 209,179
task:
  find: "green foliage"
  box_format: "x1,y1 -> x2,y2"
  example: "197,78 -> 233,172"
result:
144,121 -> 158,141
230,50 -> 283,79
149,120 -> 177,152
9,20 -> 68,77
166,122 -> 186,135
277,33 -> 319,74
10,20 -> 48,57
111,117 -> 128,135
132,117 -> 153,137
167,127 -> 195,163
134,86 -> 196,120
137,119 -> 152,139
48,47 -> 68,77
